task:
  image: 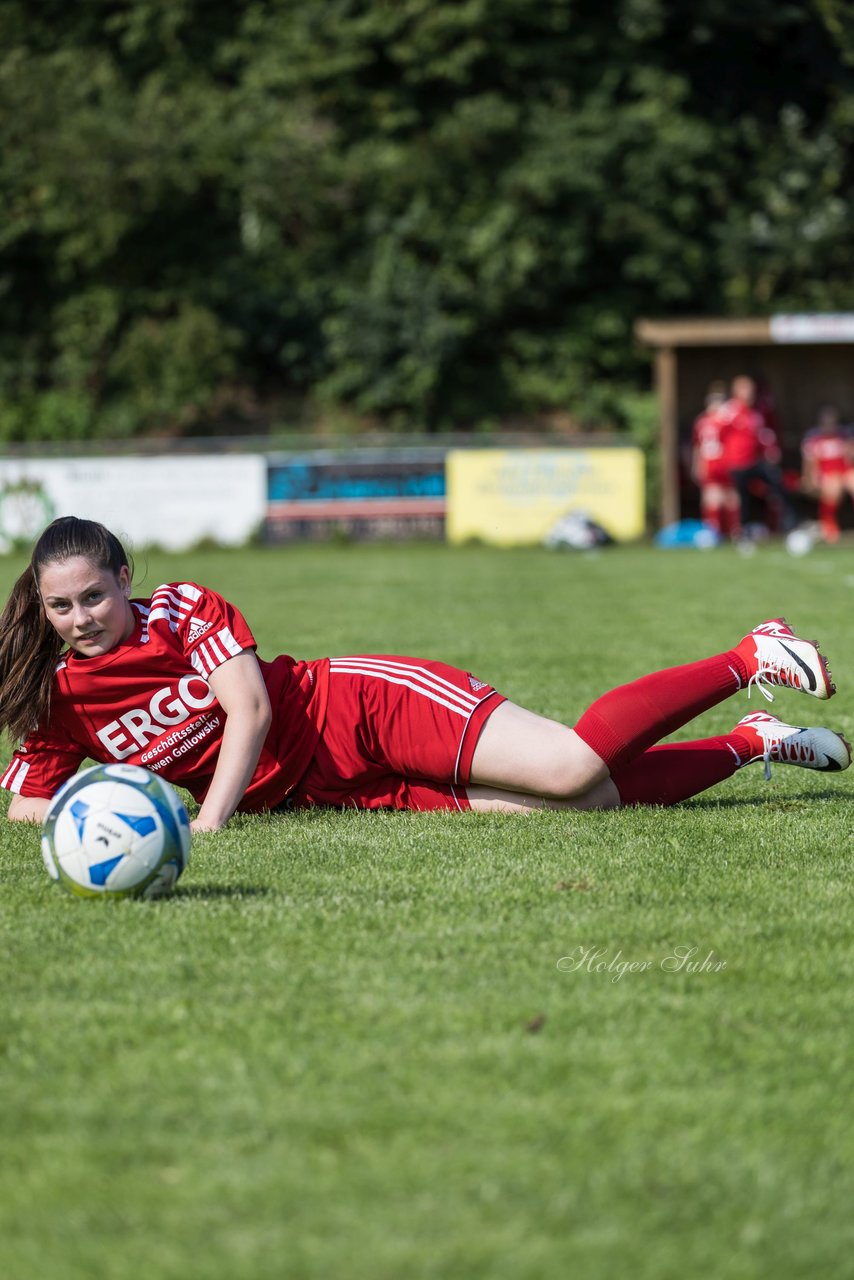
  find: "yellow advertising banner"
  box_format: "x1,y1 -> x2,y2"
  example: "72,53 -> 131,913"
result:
446,447 -> 645,545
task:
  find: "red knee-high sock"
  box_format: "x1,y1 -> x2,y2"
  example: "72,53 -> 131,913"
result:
612,736 -> 747,806
819,496 -> 840,540
574,651 -> 749,772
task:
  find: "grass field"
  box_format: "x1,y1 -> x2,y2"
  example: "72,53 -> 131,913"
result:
1,540 -> 852,1280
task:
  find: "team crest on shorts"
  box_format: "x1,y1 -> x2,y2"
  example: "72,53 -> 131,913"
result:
468,675 -> 488,692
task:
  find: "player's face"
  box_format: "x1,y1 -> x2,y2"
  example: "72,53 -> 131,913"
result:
732,377 -> 755,405
38,556 -> 135,657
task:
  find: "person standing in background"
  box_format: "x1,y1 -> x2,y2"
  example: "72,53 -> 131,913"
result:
721,375 -> 795,537
691,382 -> 740,537
801,405 -> 854,543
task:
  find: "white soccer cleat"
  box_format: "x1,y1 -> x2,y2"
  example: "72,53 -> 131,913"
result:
736,617 -> 835,702
734,711 -> 851,780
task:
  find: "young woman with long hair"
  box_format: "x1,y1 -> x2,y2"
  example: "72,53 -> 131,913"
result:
0,517 -> 849,832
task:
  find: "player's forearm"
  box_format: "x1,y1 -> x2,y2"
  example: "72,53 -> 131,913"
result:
7,794 -> 51,824
193,704 -> 272,832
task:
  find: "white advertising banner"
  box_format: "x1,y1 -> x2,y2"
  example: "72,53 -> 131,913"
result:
770,313 -> 854,343
0,454 -> 267,552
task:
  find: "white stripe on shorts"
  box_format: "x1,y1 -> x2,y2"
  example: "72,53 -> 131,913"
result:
329,656 -> 480,716
329,656 -> 499,785
329,659 -> 480,719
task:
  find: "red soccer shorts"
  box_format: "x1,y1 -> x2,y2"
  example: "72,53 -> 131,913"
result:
698,461 -> 733,486
816,461 -> 854,479
291,655 -> 505,812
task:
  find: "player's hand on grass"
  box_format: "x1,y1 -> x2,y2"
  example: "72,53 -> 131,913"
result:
190,816 -> 225,834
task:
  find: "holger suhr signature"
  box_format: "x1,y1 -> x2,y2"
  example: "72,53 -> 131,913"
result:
557,945 -> 727,983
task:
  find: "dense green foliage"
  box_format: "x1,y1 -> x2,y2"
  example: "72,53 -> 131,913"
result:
1,540 -> 853,1278
1,1 -> 853,438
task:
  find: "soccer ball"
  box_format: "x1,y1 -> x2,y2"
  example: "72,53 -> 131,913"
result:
785,527 -> 815,557
41,763 -> 192,899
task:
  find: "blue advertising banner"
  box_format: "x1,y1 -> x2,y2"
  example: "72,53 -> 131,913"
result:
266,449 -> 446,542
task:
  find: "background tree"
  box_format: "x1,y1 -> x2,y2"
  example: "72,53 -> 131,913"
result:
0,0 -> 851,439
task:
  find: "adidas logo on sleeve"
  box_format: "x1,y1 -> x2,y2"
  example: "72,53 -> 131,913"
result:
187,616 -> 214,644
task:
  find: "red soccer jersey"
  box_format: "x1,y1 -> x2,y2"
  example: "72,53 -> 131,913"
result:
692,408 -> 729,481
720,400 -> 778,469
0,582 -> 329,812
802,427 -> 853,477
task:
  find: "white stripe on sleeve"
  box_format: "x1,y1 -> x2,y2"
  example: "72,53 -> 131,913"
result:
1,758 -> 30,794
0,759 -> 18,789
206,634 -> 227,665
194,642 -> 216,675
190,629 -> 245,675
217,627 -> 243,657
147,584 -> 203,631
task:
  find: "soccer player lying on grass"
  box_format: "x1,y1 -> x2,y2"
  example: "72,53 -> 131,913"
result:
0,517 -> 850,833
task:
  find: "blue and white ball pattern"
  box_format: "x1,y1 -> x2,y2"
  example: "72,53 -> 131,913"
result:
41,763 -> 192,899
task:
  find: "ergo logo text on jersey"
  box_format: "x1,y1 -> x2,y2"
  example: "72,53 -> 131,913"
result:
96,676 -> 217,760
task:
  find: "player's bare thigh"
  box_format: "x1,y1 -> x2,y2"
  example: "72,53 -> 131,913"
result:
465,776 -> 620,813
467,700 -> 615,805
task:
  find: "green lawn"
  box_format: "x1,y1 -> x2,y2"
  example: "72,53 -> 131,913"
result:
1,541 -> 852,1280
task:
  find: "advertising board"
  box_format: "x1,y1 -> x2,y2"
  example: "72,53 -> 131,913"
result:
266,450 -> 446,542
0,455 -> 267,552
446,448 -> 645,545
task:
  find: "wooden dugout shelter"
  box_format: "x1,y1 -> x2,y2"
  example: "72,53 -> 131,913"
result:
634,314 -> 854,526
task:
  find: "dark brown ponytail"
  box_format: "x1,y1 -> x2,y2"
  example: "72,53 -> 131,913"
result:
0,517 -> 132,742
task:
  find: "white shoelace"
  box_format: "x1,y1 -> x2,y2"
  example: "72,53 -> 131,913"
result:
746,669 -> 777,703
743,749 -> 775,781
